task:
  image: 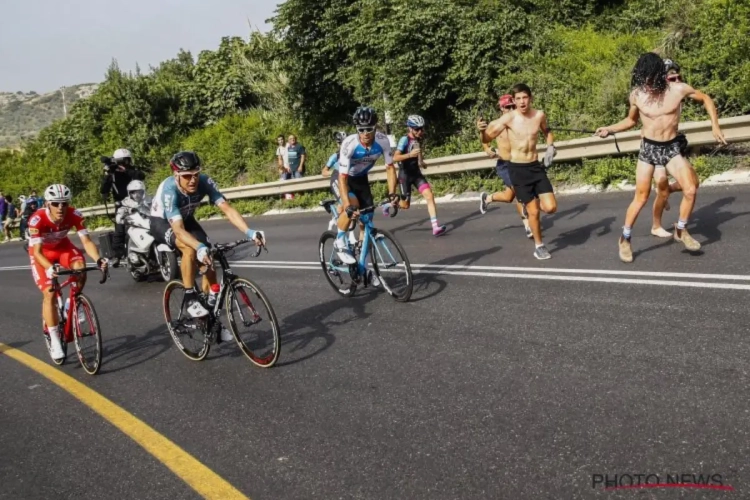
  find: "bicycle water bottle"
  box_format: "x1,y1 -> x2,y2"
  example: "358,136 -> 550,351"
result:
61,296 -> 68,321
207,284 -> 220,308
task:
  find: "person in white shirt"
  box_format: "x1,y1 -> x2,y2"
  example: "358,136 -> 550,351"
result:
275,135 -> 291,179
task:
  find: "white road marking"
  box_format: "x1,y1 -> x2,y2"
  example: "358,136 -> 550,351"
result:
2,261 -> 748,290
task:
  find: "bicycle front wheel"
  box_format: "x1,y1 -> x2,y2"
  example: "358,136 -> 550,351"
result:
369,228 -> 413,302
73,294 -> 102,375
225,277 -> 281,368
318,231 -> 357,297
163,280 -> 210,361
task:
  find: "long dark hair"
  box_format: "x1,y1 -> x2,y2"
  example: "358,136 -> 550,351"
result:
631,52 -> 668,96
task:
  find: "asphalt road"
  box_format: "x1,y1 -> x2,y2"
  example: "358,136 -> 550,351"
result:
1,185 -> 749,499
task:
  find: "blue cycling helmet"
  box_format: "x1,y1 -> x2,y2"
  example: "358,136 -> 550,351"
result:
406,115 -> 425,128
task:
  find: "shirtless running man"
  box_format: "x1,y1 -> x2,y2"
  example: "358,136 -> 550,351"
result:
479,94 -> 533,239
650,58 -> 727,238
477,83 -> 558,260
595,52 -> 727,263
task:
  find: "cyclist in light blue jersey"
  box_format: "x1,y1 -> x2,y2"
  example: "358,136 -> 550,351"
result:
334,107 -> 399,264
150,151 -> 265,324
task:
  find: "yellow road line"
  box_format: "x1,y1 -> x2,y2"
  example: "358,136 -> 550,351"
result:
0,343 -> 249,500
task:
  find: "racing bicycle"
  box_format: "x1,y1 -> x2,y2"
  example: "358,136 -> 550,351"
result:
318,198 -> 413,302
162,238 -> 281,367
45,265 -> 109,375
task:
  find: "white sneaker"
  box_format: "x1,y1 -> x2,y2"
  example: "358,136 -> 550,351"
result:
367,270 -> 381,287
78,308 -> 86,324
334,238 -> 357,265
187,299 -> 209,318
220,327 -> 233,342
48,335 -> 65,360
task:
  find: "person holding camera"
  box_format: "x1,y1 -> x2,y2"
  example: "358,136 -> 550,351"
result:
99,148 -> 146,266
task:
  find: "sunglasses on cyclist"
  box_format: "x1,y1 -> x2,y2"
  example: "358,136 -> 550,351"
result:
49,201 -> 69,208
357,127 -> 376,134
503,105 -> 516,110
177,171 -> 201,181
667,75 -> 682,82
411,127 -> 424,132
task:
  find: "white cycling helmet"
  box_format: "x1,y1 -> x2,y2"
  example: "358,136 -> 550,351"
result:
44,184 -> 72,203
127,180 -> 146,203
406,115 -> 425,128
113,148 -> 132,160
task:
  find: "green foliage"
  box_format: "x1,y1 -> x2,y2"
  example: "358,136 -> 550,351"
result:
1,0 -> 747,209
670,0 -> 750,115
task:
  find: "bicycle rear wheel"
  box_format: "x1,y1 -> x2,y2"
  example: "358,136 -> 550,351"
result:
318,231 -> 357,297
369,228 -> 413,302
163,280 -> 210,361
225,277 -> 281,368
73,294 -> 102,375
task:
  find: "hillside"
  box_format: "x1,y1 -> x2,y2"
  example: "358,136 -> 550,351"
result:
0,83 -> 98,148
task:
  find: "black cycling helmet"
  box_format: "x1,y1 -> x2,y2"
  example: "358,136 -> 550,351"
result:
352,106 -> 378,127
170,151 -> 202,172
333,131 -> 347,143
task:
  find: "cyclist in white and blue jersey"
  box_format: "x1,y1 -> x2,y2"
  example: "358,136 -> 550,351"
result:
150,151 -> 265,323
334,107 -> 399,264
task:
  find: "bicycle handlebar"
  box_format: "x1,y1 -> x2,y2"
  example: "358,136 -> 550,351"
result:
211,237 -> 267,258
50,265 -> 110,292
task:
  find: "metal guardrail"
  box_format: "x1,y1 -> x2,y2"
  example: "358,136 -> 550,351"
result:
64,114 -> 750,218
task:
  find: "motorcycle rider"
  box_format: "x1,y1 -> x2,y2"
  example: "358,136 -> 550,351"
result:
99,148 -> 146,267
115,180 -> 150,224
19,196 -> 40,241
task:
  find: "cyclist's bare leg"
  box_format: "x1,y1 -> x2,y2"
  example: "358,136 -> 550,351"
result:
175,238 -> 197,289
71,259 -> 87,292
42,288 -> 59,330
336,194 -> 360,232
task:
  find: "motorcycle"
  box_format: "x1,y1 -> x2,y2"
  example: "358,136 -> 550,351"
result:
122,207 -> 180,282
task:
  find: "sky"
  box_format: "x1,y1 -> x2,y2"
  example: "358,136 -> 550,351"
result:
0,0 -> 280,92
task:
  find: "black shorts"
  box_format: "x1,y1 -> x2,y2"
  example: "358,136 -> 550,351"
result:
336,174 -> 374,209
507,161 -> 554,204
398,165 -> 430,201
149,216 -> 210,249
495,160 -> 513,187
639,135 -> 686,167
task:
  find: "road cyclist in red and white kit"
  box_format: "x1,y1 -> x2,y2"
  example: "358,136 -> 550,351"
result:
27,184 -> 109,361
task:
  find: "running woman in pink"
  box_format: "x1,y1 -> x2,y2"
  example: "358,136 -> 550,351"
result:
390,115 -> 447,236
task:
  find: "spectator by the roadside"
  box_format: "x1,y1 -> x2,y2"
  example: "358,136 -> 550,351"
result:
0,191 -> 6,226
285,134 -> 306,179
3,195 -> 17,242
276,135 -> 291,180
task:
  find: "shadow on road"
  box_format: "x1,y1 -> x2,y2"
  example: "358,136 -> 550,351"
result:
211,290 -> 380,367
689,196 -> 750,247
549,216 -> 617,253
635,196 -> 749,258
98,324 -> 172,375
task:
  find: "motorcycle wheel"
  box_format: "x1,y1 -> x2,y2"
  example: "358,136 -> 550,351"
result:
160,251 -> 179,282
